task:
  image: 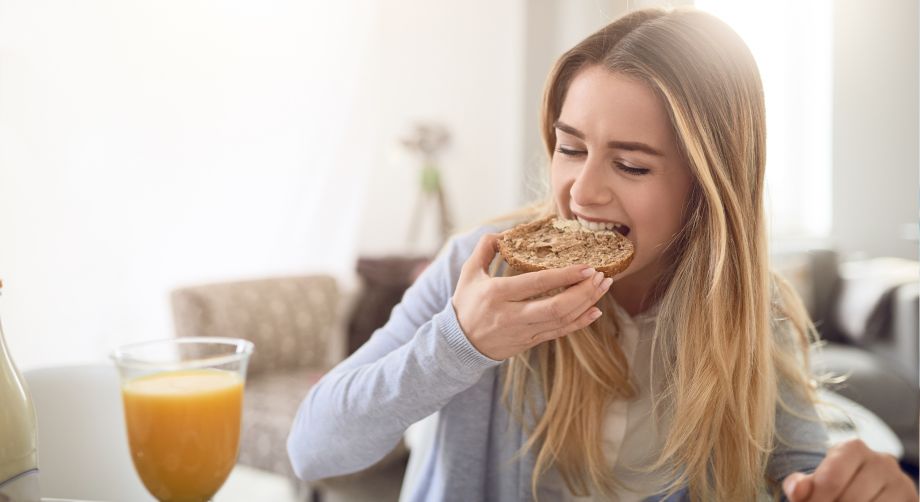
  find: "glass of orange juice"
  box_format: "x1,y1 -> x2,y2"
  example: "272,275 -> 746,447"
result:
111,337 -> 253,502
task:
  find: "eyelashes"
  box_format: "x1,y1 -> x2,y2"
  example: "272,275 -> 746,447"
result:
554,147 -> 651,176
555,147 -> 581,156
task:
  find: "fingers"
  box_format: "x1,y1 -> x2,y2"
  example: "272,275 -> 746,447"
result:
840,451 -> 913,502
527,306 -> 604,346
492,264 -> 596,301
807,439 -> 870,502
837,456 -> 889,502
792,440 -> 915,502
518,271 -> 612,324
461,233 -> 501,278
868,479 -> 920,502
783,472 -> 813,502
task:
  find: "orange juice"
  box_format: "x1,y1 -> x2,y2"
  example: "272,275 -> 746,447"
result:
122,369 -> 243,502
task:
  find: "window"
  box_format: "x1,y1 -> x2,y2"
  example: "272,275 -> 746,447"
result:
696,0 -> 833,240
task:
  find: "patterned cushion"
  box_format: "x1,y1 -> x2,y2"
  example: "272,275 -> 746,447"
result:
171,275 -> 339,377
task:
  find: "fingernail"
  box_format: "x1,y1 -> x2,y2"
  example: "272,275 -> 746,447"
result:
581,267 -> 596,278
600,277 -> 613,291
590,309 -> 602,320
592,271 -> 604,286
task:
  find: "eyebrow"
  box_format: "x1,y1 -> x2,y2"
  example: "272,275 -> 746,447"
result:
553,120 -> 665,157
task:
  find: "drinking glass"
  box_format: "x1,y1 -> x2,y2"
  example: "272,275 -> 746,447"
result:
111,337 -> 253,502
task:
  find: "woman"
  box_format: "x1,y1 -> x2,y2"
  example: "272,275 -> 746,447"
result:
288,7 -> 915,501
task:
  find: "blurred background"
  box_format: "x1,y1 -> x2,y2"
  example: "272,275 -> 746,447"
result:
0,0 -> 916,372
2,1 -> 918,499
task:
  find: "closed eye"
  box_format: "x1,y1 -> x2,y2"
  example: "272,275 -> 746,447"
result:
615,162 -> 650,176
555,147 -> 585,157
555,147 -> 650,176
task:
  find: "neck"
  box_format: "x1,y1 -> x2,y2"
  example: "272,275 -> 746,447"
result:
610,265 -> 665,317
611,286 -> 649,317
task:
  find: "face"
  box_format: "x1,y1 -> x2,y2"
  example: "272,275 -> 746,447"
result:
551,65 -> 693,309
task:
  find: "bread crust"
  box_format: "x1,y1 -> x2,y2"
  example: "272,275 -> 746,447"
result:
497,216 -> 634,278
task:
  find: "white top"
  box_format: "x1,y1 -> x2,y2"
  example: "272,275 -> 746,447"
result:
545,301 -> 673,501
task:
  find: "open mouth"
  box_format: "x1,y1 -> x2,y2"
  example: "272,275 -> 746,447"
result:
575,215 -> 630,237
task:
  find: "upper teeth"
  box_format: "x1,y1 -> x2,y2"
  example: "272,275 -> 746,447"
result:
576,216 -> 624,233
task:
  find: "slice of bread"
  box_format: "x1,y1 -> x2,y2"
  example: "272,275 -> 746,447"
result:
498,216 -> 634,277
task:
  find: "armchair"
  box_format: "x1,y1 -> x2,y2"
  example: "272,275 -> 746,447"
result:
171,274 -> 408,501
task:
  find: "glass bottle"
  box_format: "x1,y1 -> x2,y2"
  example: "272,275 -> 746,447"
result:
0,279 -> 40,501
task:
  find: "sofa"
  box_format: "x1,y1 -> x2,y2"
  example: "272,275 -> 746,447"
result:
773,247 -> 919,468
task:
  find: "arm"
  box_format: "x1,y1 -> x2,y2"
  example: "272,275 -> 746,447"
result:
286,228 -> 501,481
287,226 -> 614,482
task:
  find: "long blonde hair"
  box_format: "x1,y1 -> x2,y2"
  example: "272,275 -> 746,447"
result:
498,8 -> 822,500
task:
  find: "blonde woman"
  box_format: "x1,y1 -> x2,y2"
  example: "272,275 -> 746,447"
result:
288,8 -> 916,501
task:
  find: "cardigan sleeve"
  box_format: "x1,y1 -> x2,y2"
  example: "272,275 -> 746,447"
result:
287,226 -> 502,481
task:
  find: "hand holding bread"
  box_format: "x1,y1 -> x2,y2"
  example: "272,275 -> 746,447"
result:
452,227 -> 621,361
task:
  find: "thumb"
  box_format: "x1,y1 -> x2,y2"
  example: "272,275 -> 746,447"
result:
467,233 -> 501,274
783,472 -> 813,501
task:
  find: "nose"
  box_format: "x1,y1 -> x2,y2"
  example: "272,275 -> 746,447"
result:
570,155 -> 614,207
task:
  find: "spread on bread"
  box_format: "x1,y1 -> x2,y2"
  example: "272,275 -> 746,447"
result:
498,216 -> 634,278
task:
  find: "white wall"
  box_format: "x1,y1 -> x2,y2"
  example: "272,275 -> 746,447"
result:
0,0 -> 525,369
832,0 -> 919,261
357,0 -> 525,256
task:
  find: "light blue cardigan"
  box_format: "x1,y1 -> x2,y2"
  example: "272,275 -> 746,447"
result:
287,225 -> 827,501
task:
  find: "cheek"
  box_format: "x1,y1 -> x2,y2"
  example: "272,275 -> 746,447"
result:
550,163 -> 571,203
649,199 -> 684,232
626,189 -> 687,246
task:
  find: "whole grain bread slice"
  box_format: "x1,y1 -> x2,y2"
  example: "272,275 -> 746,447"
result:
498,216 -> 634,277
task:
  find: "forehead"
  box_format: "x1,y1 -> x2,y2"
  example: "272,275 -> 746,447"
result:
558,66 -> 675,148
